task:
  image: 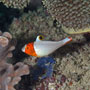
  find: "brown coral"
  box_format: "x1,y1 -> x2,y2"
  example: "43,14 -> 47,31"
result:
42,0 -> 90,34
0,31 -> 13,61
0,31 -> 29,90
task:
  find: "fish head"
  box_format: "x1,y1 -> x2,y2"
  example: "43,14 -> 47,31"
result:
21,43 -> 37,56
21,35 -> 44,57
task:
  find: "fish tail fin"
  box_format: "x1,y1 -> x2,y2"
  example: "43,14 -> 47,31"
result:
63,37 -> 72,45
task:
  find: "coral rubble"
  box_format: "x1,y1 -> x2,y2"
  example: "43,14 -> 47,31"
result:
53,40 -> 90,90
0,0 -> 31,9
42,0 -> 90,34
0,31 -> 29,90
34,72 -> 71,90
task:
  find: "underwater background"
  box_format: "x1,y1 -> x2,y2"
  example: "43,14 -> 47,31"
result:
0,0 -> 90,90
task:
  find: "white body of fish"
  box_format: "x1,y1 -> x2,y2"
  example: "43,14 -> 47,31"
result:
34,37 -> 71,57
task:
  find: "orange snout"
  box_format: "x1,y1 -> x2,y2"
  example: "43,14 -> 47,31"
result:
24,42 -> 37,56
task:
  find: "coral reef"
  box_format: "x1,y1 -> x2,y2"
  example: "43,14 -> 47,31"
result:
0,31 -> 29,90
9,6 -> 59,40
0,0 -> 31,9
9,6 -> 86,42
42,0 -> 90,34
34,41 -> 90,90
53,39 -> 90,89
8,4 -> 90,90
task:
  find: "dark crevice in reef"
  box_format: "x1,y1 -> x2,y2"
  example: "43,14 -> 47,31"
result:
0,2 -> 21,32
24,0 -> 42,12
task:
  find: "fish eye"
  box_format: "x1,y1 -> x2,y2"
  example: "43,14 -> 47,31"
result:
39,35 -> 44,40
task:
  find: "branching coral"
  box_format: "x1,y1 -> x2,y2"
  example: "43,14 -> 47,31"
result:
42,0 -> 90,34
0,31 -> 29,90
0,0 -> 31,9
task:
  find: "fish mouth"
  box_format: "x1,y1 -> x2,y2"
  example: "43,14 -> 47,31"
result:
21,45 -> 26,52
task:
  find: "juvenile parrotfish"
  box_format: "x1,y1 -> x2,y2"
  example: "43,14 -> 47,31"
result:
22,35 -> 72,57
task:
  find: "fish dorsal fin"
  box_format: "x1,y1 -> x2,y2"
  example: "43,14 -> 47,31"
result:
36,35 -> 44,42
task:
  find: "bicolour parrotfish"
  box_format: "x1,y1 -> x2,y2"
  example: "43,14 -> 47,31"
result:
22,35 -> 72,57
